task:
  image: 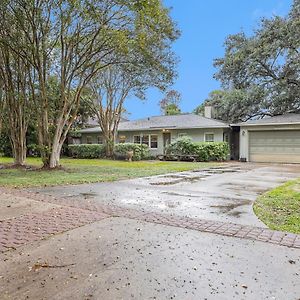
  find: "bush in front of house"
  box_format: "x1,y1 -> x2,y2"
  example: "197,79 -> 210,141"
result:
27,144 -> 40,157
114,143 -> 150,161
0,133 -> 12,157
194,141 -> 229,161
68,144 -> 106,158
166,136 -> 229,161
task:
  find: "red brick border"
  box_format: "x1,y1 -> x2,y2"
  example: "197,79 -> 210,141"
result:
0,205 -> 107,253
1,187 -> 300,251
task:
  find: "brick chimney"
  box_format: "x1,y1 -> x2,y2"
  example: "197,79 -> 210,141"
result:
204,106 -> 214,119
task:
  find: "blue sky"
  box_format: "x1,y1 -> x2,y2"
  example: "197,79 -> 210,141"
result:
125,0 -> 292,120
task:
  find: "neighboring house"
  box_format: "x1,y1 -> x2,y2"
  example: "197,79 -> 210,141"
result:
237,113 -> 300,163
79,111 -> 230,156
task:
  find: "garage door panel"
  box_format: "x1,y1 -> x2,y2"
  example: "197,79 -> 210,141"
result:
249,130 -> 300,163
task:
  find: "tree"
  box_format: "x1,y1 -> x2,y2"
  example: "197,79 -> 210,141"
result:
0,78 -> 5,135
194,88 -> 266,123
159,90 -> 181,115
0,0 -> 178,168
88,66 -> 134,157
89,55 -> 175,156
214,0 -> 300,118
0,35 -> 34,165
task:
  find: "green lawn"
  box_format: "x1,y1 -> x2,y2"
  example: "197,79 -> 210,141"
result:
0,157 -> 218,188
253,178 -> 300,234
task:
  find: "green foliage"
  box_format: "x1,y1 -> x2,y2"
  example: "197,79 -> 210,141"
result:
166,137 -> 229,161
68,144 -> 105,159
254,178 -> 300,234
68,130 -> 82,138
165,103 -> 181,115
114,143 -> 150,161
0,0 -> 179,168
0,157 -> 217,188
194,142 -> 230,161
166,137 -> 198,155
0,133 -> 12,157
27,144 -> 39,157
160,90 -> 182,115
194,88 -> 265,123
214,1 -> 300,117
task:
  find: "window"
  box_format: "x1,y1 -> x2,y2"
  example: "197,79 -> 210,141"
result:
133,135 -> 141,144
133,134 -> 158,149
150,135 -> 158,149
223,133 -> 229,143
205,133 -> 214,142
119,135 -> 126,143
97,136 -> 103,144
142,135 -> 149,145
86,136 -> 93,144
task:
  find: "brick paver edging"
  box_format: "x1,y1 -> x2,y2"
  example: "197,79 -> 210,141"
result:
0,205 -> 108,253
0,187 -> 300,251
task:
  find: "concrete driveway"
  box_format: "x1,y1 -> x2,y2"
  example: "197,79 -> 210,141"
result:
1,163 -> 300,299
34,162 -> 300,227
1,217 -> 300,300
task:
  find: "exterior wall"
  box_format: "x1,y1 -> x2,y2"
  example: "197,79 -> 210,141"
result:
81,133 -> 103,144
170,128 -> 225,143
239,124 -> 300,161
80,127 -> 228,156
117,130 -> 163,156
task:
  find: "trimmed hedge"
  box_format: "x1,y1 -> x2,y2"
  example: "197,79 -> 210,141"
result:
166,137 -> 229,161
114,143 -> 150,161
68,144 -> 106,158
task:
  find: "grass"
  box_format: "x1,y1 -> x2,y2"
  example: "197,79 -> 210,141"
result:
0,157 -> 219,188
253,178 -> 300,234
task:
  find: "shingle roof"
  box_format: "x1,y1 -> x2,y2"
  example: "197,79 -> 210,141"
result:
238,113 -> 300,126
79,114 -> 229,133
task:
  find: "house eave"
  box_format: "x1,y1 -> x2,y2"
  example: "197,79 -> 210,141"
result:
239,122 -> 300,127
79,125 -> 229,134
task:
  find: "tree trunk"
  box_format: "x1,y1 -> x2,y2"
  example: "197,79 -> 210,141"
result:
11,138 -> 26,166
49,148 -> 61,169
8,102 -> 27,166
105,138 -> 114,157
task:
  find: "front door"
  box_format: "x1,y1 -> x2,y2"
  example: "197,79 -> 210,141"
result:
163,132 -> 171,153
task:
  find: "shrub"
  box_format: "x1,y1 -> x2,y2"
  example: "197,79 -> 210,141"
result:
68,144 -> 105,159
0,133 -> 12,157
27,144 -> 39,157
114,143 -> 150,161
68,130 -> 82,138
166,136 -> 229,161
194,142 -> 230,161
166,137 -> 197,155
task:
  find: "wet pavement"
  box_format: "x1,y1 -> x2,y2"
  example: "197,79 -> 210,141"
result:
1,218 -> 299,300
1,163 -> 300,299
33,163 -> 300,227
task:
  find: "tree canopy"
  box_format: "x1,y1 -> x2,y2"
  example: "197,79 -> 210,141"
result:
159,90 -> 181,115
0,0 -> 179,167
212,0 -> 300,120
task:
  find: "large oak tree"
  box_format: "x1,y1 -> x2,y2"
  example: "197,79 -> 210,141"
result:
212,0 -> 300,120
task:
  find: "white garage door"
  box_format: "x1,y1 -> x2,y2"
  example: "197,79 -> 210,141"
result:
249,130 -> 300,163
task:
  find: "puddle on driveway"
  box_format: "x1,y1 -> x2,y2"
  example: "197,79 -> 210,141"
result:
210,199 -> 252,214
165,200 -> 181,208
228,211 -> 244,218
80,192 -> 98,199
162,191 -> 200,198
206,169 -> 239,174
150,176 -> 204,186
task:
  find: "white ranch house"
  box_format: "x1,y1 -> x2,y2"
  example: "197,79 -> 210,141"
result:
79,113 -> 230,157
78,111 -> 300,164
